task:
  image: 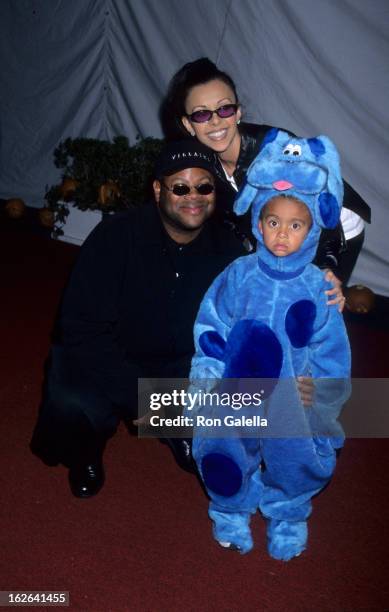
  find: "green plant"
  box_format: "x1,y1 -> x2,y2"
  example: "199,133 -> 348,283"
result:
45,135 -> 163,236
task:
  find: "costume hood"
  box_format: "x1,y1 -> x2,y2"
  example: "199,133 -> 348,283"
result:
234,129 -> 343,275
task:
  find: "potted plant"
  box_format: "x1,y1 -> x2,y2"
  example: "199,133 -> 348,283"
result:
44,135 -> 163,243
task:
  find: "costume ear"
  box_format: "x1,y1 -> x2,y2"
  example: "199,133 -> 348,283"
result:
234,129 -> 287,215
259,127 -> 280,152
313,135 -> 344,228
307,137 -> 326,157
234,182 -> 259,215
318,192 -> 341,229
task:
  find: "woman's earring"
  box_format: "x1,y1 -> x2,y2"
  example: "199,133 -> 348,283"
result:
237,119 -> 241,125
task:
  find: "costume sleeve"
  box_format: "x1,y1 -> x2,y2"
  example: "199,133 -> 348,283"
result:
308,279 -> 352,442
189,261 -> 239,386
58,216 -> 136,408
309,279 -> 351,378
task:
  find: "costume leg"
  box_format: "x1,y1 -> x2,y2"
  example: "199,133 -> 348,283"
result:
192,435 -> 263,553
259,436 -> 336,560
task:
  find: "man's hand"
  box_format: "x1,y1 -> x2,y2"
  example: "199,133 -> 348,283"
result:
324,269 -> 345,312
133,410 -> 154,427
297,376 -> 314,407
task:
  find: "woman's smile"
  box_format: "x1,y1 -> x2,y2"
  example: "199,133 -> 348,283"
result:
206,128 -> 229,141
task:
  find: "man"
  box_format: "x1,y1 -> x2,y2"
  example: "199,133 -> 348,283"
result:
31,140 -> 246,497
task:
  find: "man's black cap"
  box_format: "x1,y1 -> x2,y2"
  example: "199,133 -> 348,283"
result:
154,140 -> 217,179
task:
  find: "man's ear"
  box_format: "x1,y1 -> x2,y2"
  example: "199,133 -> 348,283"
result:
258,219 -> 264,235
182,115 -> 195,136
153,179 -> 161,203
237,104 -> 242,124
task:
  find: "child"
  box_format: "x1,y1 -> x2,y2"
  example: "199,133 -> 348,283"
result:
188,129 -> 351,561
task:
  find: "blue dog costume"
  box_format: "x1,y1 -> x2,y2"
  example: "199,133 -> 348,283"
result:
188,129 -> 351,560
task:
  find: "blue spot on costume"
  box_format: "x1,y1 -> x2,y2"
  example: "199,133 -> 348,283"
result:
188,130 -> 351,560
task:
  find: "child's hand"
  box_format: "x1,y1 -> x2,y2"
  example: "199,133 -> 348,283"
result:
297,376 -> 314,407
324,269 -> 345,312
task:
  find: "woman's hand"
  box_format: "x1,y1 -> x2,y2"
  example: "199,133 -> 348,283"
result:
324,269 -> 345,312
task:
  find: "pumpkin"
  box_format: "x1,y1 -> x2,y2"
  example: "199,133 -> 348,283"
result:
5,198 -> 26,219
60,177 -> 79,200
38,207 -> 55,228
98,181 -> 121,206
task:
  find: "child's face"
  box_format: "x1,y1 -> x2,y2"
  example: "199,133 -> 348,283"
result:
258,197 -> 312,257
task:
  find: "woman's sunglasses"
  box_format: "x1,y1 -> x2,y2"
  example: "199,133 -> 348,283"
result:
163,182 -> 215,196
186,104 -> 239,124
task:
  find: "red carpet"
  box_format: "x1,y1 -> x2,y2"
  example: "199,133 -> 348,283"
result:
1,218 -> 389,611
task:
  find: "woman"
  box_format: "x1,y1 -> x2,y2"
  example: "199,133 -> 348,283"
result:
163,57 -> 370,286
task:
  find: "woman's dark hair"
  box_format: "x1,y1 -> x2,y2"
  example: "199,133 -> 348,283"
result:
160,57 -> 239,140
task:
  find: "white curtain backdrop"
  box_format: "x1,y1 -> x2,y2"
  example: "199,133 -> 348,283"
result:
0,0 -> 388,294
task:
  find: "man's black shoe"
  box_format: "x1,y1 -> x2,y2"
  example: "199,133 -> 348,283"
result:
160,438 -> 197,474
68,461 -> 105,498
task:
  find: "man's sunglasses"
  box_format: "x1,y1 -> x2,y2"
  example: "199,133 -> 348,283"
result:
162,182 -> 215,196
186,104 -> 239,124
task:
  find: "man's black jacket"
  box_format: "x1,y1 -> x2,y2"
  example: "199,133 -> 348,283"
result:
57,202 -> 245,407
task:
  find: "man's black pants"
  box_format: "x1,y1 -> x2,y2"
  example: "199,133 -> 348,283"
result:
31,345 -> 191,467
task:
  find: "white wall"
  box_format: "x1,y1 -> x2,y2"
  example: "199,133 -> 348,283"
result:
0,0 -> 388,293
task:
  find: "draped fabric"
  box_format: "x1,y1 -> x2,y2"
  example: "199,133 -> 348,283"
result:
0,0 -> 388,294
